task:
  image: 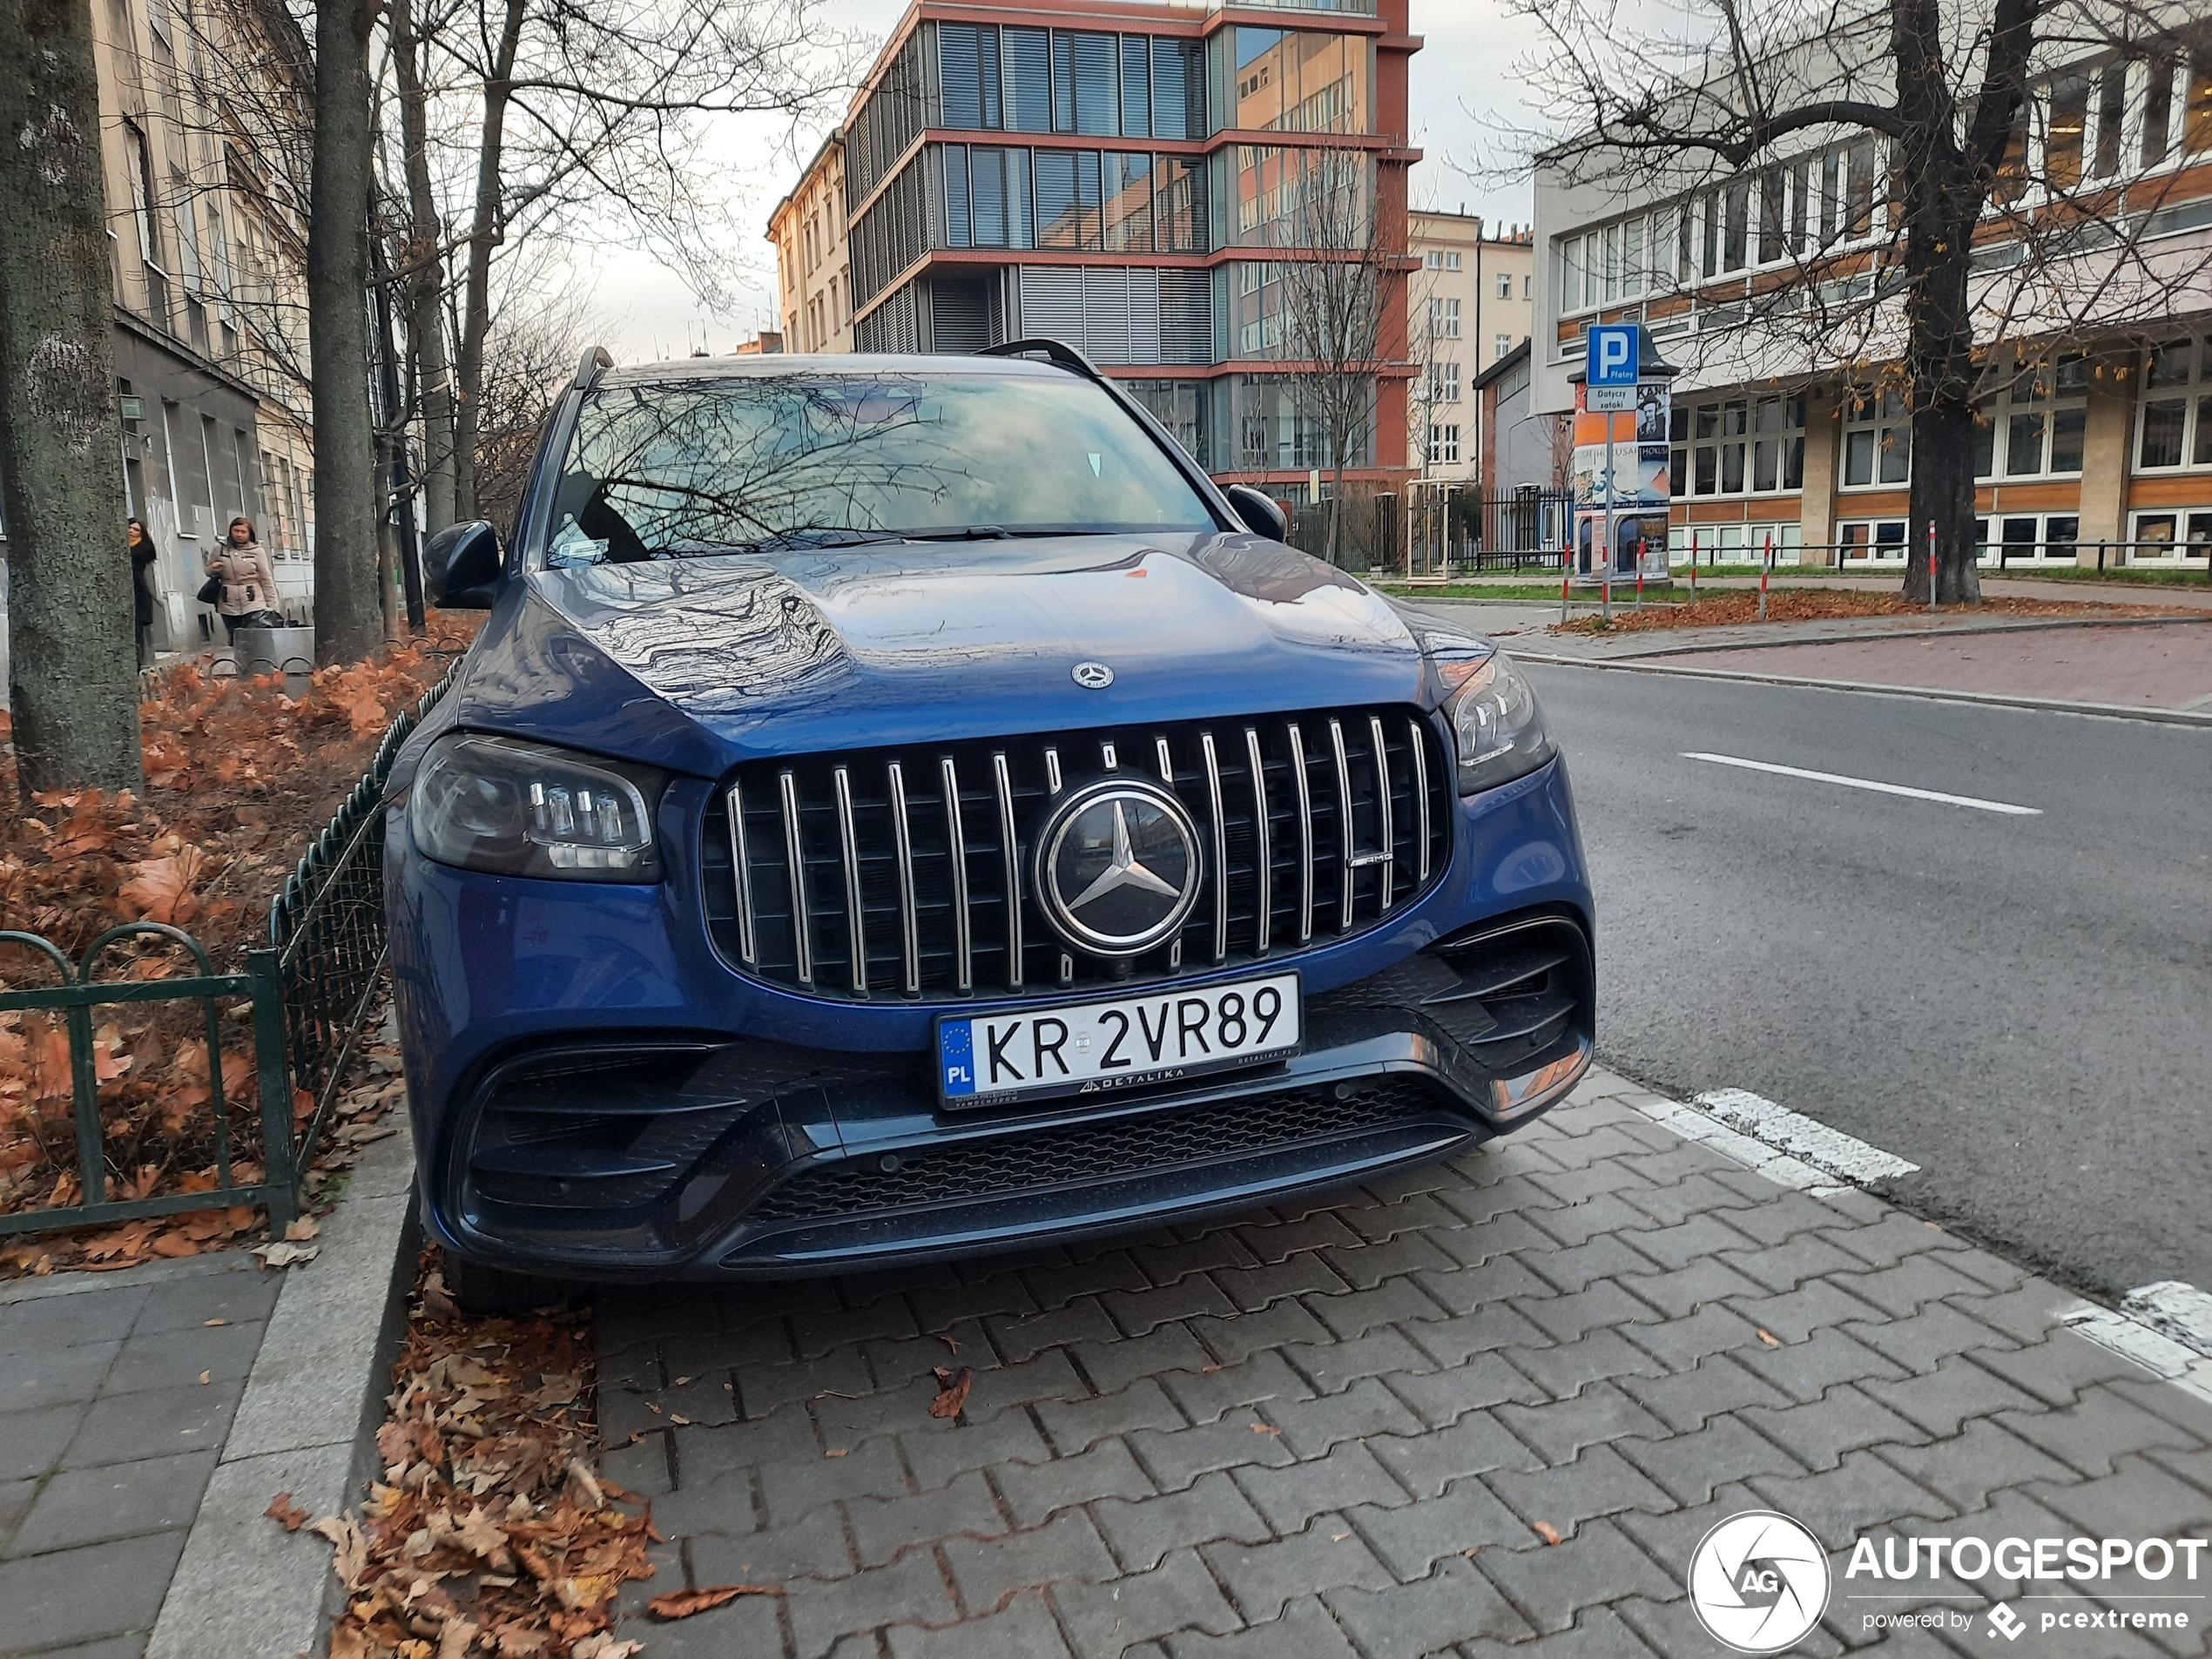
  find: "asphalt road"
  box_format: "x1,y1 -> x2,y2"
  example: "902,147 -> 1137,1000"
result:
1518,660 -> 2212,1299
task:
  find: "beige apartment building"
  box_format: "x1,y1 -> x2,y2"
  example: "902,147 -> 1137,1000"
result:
768,131 -> 855,354
84,0 -> 318,642
1408,210 -> 1534,481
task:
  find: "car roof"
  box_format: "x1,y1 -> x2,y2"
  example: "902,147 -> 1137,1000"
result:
596,353 -> 1069,390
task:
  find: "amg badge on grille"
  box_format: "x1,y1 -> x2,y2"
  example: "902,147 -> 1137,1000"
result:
1071,661 -> 1115,689
1032,779 -> 1203,957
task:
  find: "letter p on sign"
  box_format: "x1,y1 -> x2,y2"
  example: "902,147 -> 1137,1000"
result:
1588,323 -> 1639,387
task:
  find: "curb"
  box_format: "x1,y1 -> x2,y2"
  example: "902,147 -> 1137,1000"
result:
146,1119 -> 419,1659
1507,651 -> 2212,728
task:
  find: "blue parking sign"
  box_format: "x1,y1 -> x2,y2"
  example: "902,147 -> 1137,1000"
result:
1588,323 -> 1639,388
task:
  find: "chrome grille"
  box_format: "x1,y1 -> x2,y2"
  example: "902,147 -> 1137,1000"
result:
700,705 -> 1452,1001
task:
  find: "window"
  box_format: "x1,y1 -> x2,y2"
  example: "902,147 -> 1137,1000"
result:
2128,510 -> 2212,559
2144,53 -> 2176,169
1426,360 -> 1459,402
1429,296 -> 1460,339
1973,360 -> 2087,479
1428,423 -> 1460,466
2136,336 -> 2212,469
1232,28 -> 1372,135
938,23 -> 1203,139
1425,249 -> 1444,269
1494,332 -> 1512,361
2046,71 -> 2092,189
1679,395 -> 1804,497
1494,269 -> 1511,298
1838,520 -> 1912,561
1844,388 -> 1912,486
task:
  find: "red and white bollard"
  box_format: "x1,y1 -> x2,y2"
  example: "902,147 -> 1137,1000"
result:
1560,562 -> 1570,624
1635,539 -> 1646,611
1689,531 -> 1700,604
1927,520 -> 1939,614
1758,531 -> 1773,621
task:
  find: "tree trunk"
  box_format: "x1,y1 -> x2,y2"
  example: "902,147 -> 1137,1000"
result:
452,0 -> 528,525
392,0 -> 455,536
0,0 -> 144,797
1892,0 -> 1986,606
308,0 -> 381,664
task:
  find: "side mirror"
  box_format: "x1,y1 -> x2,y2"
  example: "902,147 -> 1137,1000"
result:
424,521 -> 503,610
1225,484 -> 1289,544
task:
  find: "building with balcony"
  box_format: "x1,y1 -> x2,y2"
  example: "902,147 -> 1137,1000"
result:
1408,210 -> 1534,482
1530,24 -> 2212,570
814,0 -> 1422,497
769,131 -> 854,354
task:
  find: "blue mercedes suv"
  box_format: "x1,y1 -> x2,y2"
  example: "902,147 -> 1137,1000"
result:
389,342 -> 1594,1304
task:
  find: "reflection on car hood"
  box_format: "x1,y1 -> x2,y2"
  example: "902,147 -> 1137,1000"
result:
449,533 -> 1470,768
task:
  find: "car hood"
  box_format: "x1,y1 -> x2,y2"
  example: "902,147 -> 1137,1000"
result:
447,533 -> 1485,772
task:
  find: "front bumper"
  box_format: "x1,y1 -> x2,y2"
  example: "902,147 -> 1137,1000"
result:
420,913 -> 1593,1279
393,752 -> 1595,1280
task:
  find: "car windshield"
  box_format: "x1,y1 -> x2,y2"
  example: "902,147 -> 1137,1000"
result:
545,368 -> 1217,563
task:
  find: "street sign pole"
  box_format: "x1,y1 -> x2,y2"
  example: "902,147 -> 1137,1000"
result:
1583,323 -> 1641,615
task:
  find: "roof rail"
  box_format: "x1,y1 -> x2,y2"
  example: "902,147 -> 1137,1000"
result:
978,338 -> 1106,385
573,345 -> 615,392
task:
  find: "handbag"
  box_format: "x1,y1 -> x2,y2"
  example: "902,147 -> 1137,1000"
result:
196,574 -> 222,604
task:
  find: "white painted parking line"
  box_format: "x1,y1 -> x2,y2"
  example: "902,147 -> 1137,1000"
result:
1680,752 -> 2043,815
1620,1082 -> 1919,1195
2061,1280 -> 2212,1408
1690,1087 -> 1921,1185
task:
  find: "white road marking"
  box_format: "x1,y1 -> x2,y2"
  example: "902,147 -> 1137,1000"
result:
1620,1082 -> 1919,1195
1690,1087 -> 1921,1185
2060,1280 -> 2212,1408
1680,752 -> 2042,815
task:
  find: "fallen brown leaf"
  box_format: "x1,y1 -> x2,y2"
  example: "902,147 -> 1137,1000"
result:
1251,1421 -> 1281,1435
1533,1521 -> 1563,1546
265,1492 -> 312,1531
308,1513 -> 370,1588
927,1365 -> 973,1420
1756,1329 -> 1782,1347
645,1584 -> 783,1620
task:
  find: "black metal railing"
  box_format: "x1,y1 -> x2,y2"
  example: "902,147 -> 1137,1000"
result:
0,659 -> 460,1240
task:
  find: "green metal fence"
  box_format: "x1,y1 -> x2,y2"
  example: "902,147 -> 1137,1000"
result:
0,661 -> 459,1241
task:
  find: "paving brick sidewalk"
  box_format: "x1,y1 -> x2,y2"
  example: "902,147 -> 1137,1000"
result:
597,1068 -> 2212,1659
0,1256 -> 279,1659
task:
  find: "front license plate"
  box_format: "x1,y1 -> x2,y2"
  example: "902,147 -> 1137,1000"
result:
938,972 -> 1301,1109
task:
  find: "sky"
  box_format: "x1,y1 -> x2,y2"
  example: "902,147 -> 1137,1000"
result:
588,0 -> 1553,362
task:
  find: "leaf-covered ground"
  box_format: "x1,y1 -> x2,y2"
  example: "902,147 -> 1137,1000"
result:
1549,589 -> 2166,633
0,617 -> 475,1265
306,1249 -> 661,1659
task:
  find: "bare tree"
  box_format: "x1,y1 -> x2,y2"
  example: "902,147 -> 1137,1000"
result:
1504,0 -> 2212,602
468,273 -> 604,533
0,0 -> 144,794
386,0 -> 850,524
1271,145 -> 1403,567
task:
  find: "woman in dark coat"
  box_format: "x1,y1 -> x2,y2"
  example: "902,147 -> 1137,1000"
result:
129,517 -> 157,669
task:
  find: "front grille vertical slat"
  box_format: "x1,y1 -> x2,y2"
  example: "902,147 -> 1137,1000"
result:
992,751 -> 1023,990
887,761 -> 921,995
1289,722 -> 1315,944
941,755 -> 974,993
712,705 -> 1455,1000
832,766 -> 868,995
1244,726 -> 1271,956
725,782 -> 759,964
778,769 -> 813,987
1200,731 -> 1229,965
1409,718 -> 1432,886
1370,714 -> 1395,914
1328,718 -> 1356,934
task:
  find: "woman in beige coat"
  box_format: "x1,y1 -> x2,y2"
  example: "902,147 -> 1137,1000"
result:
203,516 -> 279,643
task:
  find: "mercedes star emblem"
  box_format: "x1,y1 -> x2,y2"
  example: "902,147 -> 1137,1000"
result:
1071,661 -> 1115,689
1032,779 -> 1202,957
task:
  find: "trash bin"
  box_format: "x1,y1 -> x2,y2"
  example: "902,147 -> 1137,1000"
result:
234,624 -> 314,697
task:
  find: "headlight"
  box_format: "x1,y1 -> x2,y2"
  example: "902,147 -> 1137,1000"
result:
1442,652 -> 1554,795
410,733 -> 664,880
